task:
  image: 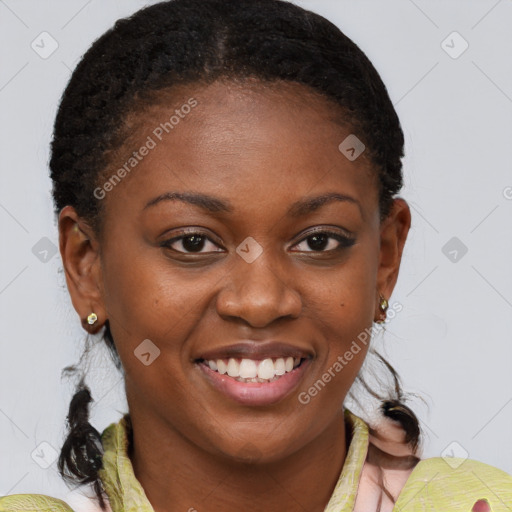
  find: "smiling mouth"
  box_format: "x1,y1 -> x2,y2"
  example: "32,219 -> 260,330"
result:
197,357 -> 306,383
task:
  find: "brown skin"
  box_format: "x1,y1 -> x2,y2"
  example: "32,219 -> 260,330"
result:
58,80 -> 411,512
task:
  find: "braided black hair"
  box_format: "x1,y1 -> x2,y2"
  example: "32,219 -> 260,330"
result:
51,0 -> 420,508
57,376 -> 107,510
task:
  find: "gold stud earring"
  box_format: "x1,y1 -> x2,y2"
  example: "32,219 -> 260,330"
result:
375,294 -> 388,324
87,312 -> 98,325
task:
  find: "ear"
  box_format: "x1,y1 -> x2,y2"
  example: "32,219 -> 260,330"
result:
58,205 -> 105,334
375,197 -> 411,307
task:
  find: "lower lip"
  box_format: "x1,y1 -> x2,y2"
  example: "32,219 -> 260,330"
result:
197,359 -> 311,406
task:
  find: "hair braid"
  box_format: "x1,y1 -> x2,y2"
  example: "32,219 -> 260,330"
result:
57,377 -> 108,511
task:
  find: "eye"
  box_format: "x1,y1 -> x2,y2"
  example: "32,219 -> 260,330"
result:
159,228 -> 355,255
160,231 -> 223,254
291,229 -> 356,253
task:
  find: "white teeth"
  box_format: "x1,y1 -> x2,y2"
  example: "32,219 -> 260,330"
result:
205,356 -> 303,381
239,359 -> 258,379
217,359 -> 227,375
227,358 -> 239,377
257,358 -> 275,380
274,358 -> 286,375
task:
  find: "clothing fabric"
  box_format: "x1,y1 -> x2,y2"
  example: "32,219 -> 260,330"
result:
1,408 -> 511,511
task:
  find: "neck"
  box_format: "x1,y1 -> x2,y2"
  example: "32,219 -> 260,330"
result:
128,409 -> 349,512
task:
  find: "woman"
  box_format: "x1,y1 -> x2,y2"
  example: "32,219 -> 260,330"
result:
1,0 -> 511,511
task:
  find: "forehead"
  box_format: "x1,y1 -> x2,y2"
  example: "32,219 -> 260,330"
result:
100,79 -> 378,224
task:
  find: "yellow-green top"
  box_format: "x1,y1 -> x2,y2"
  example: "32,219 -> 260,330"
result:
2,409 -> 511,511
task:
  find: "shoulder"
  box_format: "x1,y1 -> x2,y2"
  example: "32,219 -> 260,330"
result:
0,491 -> 109,512
0,494 -> 75,511
395,456 -> 512,511
0,488 -> 112,512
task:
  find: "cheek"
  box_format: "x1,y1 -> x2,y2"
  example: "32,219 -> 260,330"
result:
104,237 -> 188,320
308,245 -> 377,373
105,264 -> 202,419
313,245 -> 377,322
101,257 -> 186,367
102,251 -> 224,381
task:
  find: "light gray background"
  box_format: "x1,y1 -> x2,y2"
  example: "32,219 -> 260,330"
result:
1,0 -> 511,501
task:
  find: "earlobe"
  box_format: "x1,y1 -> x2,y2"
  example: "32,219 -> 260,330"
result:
58,206 -> 105,334
374,293 -> 389,324
376,198 -> 411,300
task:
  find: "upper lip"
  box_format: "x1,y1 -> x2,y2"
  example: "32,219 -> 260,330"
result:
195,341 -> 314,362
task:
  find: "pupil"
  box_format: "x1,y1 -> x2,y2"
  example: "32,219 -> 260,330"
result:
183,235 -> 205,252
308,234 -> 328,251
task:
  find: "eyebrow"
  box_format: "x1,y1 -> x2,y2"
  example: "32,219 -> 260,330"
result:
143,191 -> 362,217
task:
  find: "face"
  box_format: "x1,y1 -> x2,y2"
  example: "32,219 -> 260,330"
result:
59,79 -> 410,464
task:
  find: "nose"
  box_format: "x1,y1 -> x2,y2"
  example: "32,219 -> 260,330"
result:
216,252 -> 302,328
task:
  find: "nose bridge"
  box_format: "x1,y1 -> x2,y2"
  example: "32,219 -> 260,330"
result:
238,251 -> 285,296
216,241 -> 302,326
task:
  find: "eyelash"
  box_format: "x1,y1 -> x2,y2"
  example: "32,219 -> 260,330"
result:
159,228 -> 356,255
